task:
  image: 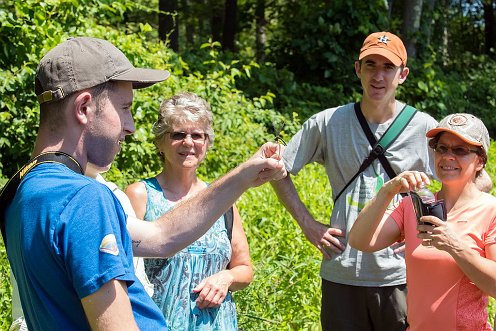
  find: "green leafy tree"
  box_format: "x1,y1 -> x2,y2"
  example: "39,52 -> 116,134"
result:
266,0 -> 392,87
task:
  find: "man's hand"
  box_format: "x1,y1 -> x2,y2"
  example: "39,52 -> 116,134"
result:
300,219 -> 345,259
238,142 -> 287,188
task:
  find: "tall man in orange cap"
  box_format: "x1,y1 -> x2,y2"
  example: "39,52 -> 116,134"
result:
271,32 -> 436,330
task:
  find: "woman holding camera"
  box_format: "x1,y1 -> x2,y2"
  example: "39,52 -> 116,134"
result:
349,113 -> 496,331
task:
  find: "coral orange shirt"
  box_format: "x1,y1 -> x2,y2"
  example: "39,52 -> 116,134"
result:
387,192 -> 496,331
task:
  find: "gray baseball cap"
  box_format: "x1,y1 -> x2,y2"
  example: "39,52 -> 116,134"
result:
426,113 -> 490,154
35,37 -> 170,104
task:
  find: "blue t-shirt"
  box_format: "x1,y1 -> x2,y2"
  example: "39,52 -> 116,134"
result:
6,163 -> 167,330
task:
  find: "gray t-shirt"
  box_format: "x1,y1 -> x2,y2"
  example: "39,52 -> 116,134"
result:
283,101 -> 437,286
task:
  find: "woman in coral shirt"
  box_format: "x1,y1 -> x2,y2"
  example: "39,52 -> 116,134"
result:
350,113 -> 496,331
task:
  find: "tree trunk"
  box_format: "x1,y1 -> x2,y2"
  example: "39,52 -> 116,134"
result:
439,0 -> 449,66
484,0 -> 496,55
210,0 -> 223,43
387,0 -> 394,18
199,0 -> 208,38
182,0 -> 194,46
401,0 -> 423,60
159,0 -> 179,52
222,0 -> 237,51
422,0 -> 436,47
255,0 -> 266,62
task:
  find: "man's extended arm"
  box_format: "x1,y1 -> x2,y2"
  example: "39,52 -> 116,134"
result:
128,142 -> 286,257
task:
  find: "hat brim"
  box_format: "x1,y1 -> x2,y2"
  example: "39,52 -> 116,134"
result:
112,68 -> 170,89
426,128 -> 483,147
359,48 -> 403,66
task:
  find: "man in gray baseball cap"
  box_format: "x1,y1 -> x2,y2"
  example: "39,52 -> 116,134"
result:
35,37 -> 170,104
3,37 -> 286,330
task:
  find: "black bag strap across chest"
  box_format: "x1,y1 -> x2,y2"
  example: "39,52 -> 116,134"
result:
333,103 -> 417,202
0,151 -> 83,247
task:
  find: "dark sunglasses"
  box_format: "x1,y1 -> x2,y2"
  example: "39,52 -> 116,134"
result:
168,131 -> 208,142
432,143 -> 479,156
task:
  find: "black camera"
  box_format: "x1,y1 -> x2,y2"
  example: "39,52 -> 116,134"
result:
410,191 -> 447,225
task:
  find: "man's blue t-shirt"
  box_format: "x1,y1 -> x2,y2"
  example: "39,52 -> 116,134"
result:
6,163 -> 167,330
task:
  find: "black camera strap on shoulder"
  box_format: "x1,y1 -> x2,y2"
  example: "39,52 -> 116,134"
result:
333,103 -> 417,202
223,206 -> 234,242
0,151 -> 83,248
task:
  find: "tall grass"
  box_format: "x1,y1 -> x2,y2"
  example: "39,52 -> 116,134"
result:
235,164 -> 329,330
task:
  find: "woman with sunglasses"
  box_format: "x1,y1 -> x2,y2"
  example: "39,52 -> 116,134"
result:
349,113 -> 495,331
125,92 -> 253,330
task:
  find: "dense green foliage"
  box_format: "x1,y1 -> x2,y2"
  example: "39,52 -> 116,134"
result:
1,0 -> 496,330
266,0 -> 391,86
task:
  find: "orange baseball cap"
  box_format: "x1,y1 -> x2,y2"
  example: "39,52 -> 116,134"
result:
358,32 -> 407,66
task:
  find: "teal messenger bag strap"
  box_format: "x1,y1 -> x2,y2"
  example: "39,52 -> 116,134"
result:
333,103 -> 417,203
0,151 -> 84,248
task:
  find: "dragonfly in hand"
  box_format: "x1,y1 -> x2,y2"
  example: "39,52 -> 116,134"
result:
270,119 -> 287,158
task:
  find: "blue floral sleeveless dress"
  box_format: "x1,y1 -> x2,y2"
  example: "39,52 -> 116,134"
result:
142,178 -> 237,330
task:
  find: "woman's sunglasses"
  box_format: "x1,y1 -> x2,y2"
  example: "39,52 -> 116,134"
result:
432,143 -> 479,156
168,131 -> 208,142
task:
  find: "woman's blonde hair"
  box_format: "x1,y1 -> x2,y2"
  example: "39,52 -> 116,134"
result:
153,92 -> 214,149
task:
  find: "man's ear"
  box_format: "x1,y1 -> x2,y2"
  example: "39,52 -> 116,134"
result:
73,92 -> 93,125
354,61 -> 361,78
398,67 -> 409,85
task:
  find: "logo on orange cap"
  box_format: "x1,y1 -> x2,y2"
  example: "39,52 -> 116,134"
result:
378,35 -> 390,44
